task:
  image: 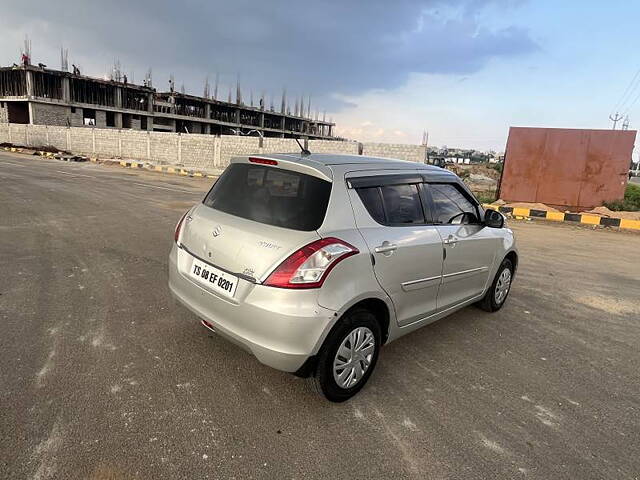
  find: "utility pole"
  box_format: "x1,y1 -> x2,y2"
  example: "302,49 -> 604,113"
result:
610,112 -> 623,129
422,130 -> 429,164
622,116 -> 630,130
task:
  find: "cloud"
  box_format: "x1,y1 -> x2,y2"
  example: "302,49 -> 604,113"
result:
0,0 -> 536,113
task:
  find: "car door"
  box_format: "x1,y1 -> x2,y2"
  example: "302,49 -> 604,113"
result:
347,172 -> 444,327
424,182 -> 498,310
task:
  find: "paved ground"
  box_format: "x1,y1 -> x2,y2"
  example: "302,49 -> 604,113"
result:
1,151 -> 639,480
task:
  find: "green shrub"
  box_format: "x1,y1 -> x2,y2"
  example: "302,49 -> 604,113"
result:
489,162 -> 503,174
604,183 -> 640,211
475,190 -> 497,204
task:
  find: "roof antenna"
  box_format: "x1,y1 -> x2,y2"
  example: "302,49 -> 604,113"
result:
295,137 -> 311,156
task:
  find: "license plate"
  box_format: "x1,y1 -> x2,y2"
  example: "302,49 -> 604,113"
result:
189,257 -> 238,298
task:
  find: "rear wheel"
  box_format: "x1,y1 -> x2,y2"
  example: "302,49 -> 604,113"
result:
478,258 -> 513,312
309,308 -> 381,402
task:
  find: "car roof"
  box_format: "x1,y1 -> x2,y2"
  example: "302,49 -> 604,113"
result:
252,152 -> 444,170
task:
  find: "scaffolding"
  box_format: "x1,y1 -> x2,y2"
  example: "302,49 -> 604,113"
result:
0,69 -> 27,97
33,71 -> 63,99
71,77 -> 116,106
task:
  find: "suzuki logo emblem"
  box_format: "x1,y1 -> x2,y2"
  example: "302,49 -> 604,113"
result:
212,225 -> 222,238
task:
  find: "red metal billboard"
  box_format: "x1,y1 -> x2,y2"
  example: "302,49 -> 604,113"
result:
499,127 -> 636,209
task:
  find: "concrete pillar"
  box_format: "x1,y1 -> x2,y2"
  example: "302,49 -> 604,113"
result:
62,77 -> 71,102
115,87 -> 122,108
147,93 -> 154,114
235,108 -> 240,125
213,136 -> 221,167
25,70 -> 34,97
203,105 -> 211,135
177,133 -> 182,164
146,117 -> 153,131
115,112 -> 122,129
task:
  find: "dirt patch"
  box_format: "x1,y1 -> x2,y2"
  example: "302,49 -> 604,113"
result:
161,201 -> 197,211
450,164 -> 502,180
581,206 -> 640,221
504,202 -> 560,212
575,295 -> 639,316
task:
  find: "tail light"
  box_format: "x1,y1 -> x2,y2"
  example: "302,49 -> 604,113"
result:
174,211 -> 189,244
264,237 -> 359,289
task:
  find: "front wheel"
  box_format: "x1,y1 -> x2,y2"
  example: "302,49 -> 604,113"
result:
478,258 -> 513,312
309,308 -> 381,402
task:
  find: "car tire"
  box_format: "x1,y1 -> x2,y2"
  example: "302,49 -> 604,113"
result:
478,258 -> 513,312
309,308 -> 381,402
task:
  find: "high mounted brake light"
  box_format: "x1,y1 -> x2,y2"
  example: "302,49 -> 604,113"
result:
249,157 -> 278,165
264,237 -> 359,289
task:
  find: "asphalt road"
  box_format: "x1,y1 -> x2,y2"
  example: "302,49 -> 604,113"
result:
1,152 -> 639,480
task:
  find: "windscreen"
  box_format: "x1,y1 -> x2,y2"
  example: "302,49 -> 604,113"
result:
203,163 -> 331,231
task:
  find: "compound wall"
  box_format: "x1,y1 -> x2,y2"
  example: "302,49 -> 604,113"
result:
0,123 -> 427,174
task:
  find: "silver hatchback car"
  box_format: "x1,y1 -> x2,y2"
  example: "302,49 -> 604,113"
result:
169,153 -> 517,401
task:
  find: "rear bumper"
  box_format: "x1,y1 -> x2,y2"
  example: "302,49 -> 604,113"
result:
168,244 -> 336,372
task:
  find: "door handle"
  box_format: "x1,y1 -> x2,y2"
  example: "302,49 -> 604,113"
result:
374,242 -> 397,254
443,235 -> 458,246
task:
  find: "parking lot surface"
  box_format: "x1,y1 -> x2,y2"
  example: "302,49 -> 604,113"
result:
1,152 -> 639,480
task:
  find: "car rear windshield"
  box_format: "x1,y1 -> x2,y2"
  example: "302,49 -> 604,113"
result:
203,163 -> 331,231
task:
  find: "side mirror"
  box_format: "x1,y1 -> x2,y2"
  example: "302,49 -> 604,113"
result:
484,209 -> 504,228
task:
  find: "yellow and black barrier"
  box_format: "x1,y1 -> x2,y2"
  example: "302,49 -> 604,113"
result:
111,159 -> 217,179
484,205 -> 640,231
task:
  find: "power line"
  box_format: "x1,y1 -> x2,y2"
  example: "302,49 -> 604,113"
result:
611,66 -> 640,115
621,85 -> 640,116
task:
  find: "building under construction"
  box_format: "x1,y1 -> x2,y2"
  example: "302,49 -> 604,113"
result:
0,65 -> 335,139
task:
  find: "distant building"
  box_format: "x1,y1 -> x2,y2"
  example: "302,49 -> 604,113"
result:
0,65 -> 335,139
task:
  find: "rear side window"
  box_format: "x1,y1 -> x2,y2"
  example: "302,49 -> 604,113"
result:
203,163 -> 331,231
356,183 -> 425,225
428,184 -> 478,224
356,187 -> 385,224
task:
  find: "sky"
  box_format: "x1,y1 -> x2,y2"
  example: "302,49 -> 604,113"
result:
0,0 -> 638,151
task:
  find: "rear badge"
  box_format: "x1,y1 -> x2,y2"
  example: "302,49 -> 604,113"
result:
212,225 -> 222,237
258,241 -> 281,250
243,267 -> 255,277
